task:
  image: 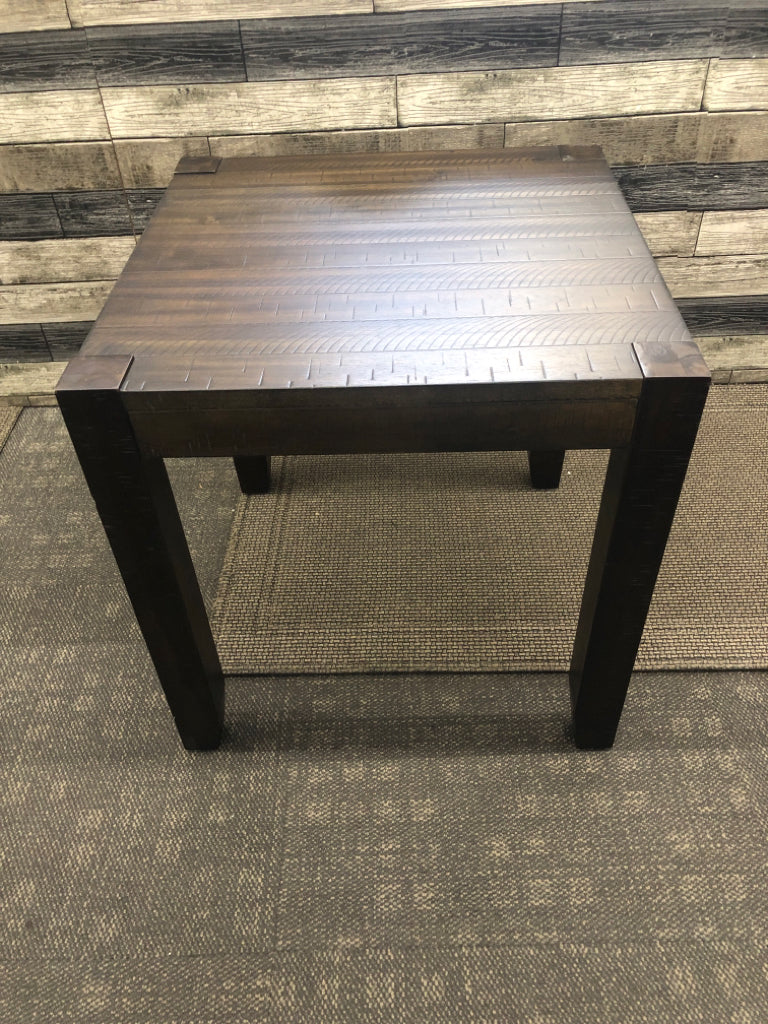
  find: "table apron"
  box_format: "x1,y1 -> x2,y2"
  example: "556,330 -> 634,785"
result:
126,397 -> 639,458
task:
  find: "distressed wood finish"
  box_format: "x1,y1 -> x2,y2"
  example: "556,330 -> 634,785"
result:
68,0 -> 372,26
1,89 -> 109,145
0,142 -> 121,193
505,113 -> 702,166
615,162 -> 768,211
0,237 -> 134,285
0,194 -> 63,241
0,29 -> 95,92
1,281 -> 114,324
633,212 -> 702,258
86,22 -> 246,87
696,112 -> 768,163
209,124 -> 505,158
397,61 -> 709,126
704,58 -> 768,111
53,191 -> 134,237
0,323 -> 50,361
241,7 -> 559,80
696,210 -> 768,256
114,138 -> 211,189
0,0 -> 71,33
677,297 -> 768,336
658,256 -> 768,298
57,147 -> 709,749
100,77 -> 397,138
560,0 -> 723,66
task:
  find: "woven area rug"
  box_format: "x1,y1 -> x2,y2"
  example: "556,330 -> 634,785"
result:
213,384 -> 768,673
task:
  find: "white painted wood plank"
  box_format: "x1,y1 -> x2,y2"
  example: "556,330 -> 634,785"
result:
208,123 -> 504,158
1,90 -> 109,145
68,0 -> 372,27
0,238 -> 135,286
696,211 -> 768,256
0,281 -> 114,323
101,78 -> 397,139
0,0 -> 70,33
634,212 -> 703,258
704,59 -> 768,112
505,114 -> 702,166
114,137 -> 211,188
658,256 -> 768,298
398,61 -> 709,126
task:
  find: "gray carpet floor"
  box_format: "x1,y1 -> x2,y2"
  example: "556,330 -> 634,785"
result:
1,406 -> 767,1023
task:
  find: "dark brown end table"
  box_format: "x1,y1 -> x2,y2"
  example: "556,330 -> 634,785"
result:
56,146 -> 710,751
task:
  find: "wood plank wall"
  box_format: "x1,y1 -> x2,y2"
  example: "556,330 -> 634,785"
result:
0,0 -> 766,366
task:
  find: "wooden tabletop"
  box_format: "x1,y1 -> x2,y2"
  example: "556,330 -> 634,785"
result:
77,146 -> 707,398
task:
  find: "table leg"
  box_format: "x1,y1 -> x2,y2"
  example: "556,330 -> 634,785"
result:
57,359 -> 225,750
234,455 -> 271,494
569,376 -> 709,748
528,450 -> 565,489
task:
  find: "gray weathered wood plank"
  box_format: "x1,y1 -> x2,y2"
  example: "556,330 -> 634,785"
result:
678,296 -> 768,335
86,21 -> 246,87
0,29 -> 95,92
724,1 -> 768,58
0,141 -> 121,192
1,89 -> 109,144
41,321 -> 94,358
397,61 -> 709,125
615,162 -> 768,211
53,191 -> 134,238
560,0 -> 723,66
0,324 -> 49,361
376,0 -> 601,9
704,58 -> 768,111
101,78 -> 397,138
241,7 -> 559,80
0,238 -> 135,285
0,194 -> 63,241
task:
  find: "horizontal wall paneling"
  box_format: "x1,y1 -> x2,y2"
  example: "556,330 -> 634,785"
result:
0,142 -> 121,192
1,89 -> 109,144
658,255 -> 768,298
704,58 -> 768,111
86,22 -> 246,87
0,29 -> 94,92
0,238 -> 135,285
241,7 -> 559,81
0,281 -> 114,324
0,0 -> 71,34
696,210 -> 768,256
560,0 -> 723,66
68,0 -> 373,28
397,60 -> 710,125
100,78 -> 397,137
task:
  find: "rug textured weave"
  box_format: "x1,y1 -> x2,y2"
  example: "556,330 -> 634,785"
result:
214,384 -> 768,674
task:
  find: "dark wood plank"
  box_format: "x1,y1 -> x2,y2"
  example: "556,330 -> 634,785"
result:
86,21 -> 245,87
126,188 -> 166,232
42,321 -> 94,359
241,6 -> 559,80
570,371 -> 710,748
678,296 -> 768,335
54,190 -> 133,237
0,29 -> 95,93
0,194 -> 63,241
616,162 -> 768,211
724,0 -> 768,58
560,0 -> 723,66
0,323 -> 50,362
56,355 -> 225,750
